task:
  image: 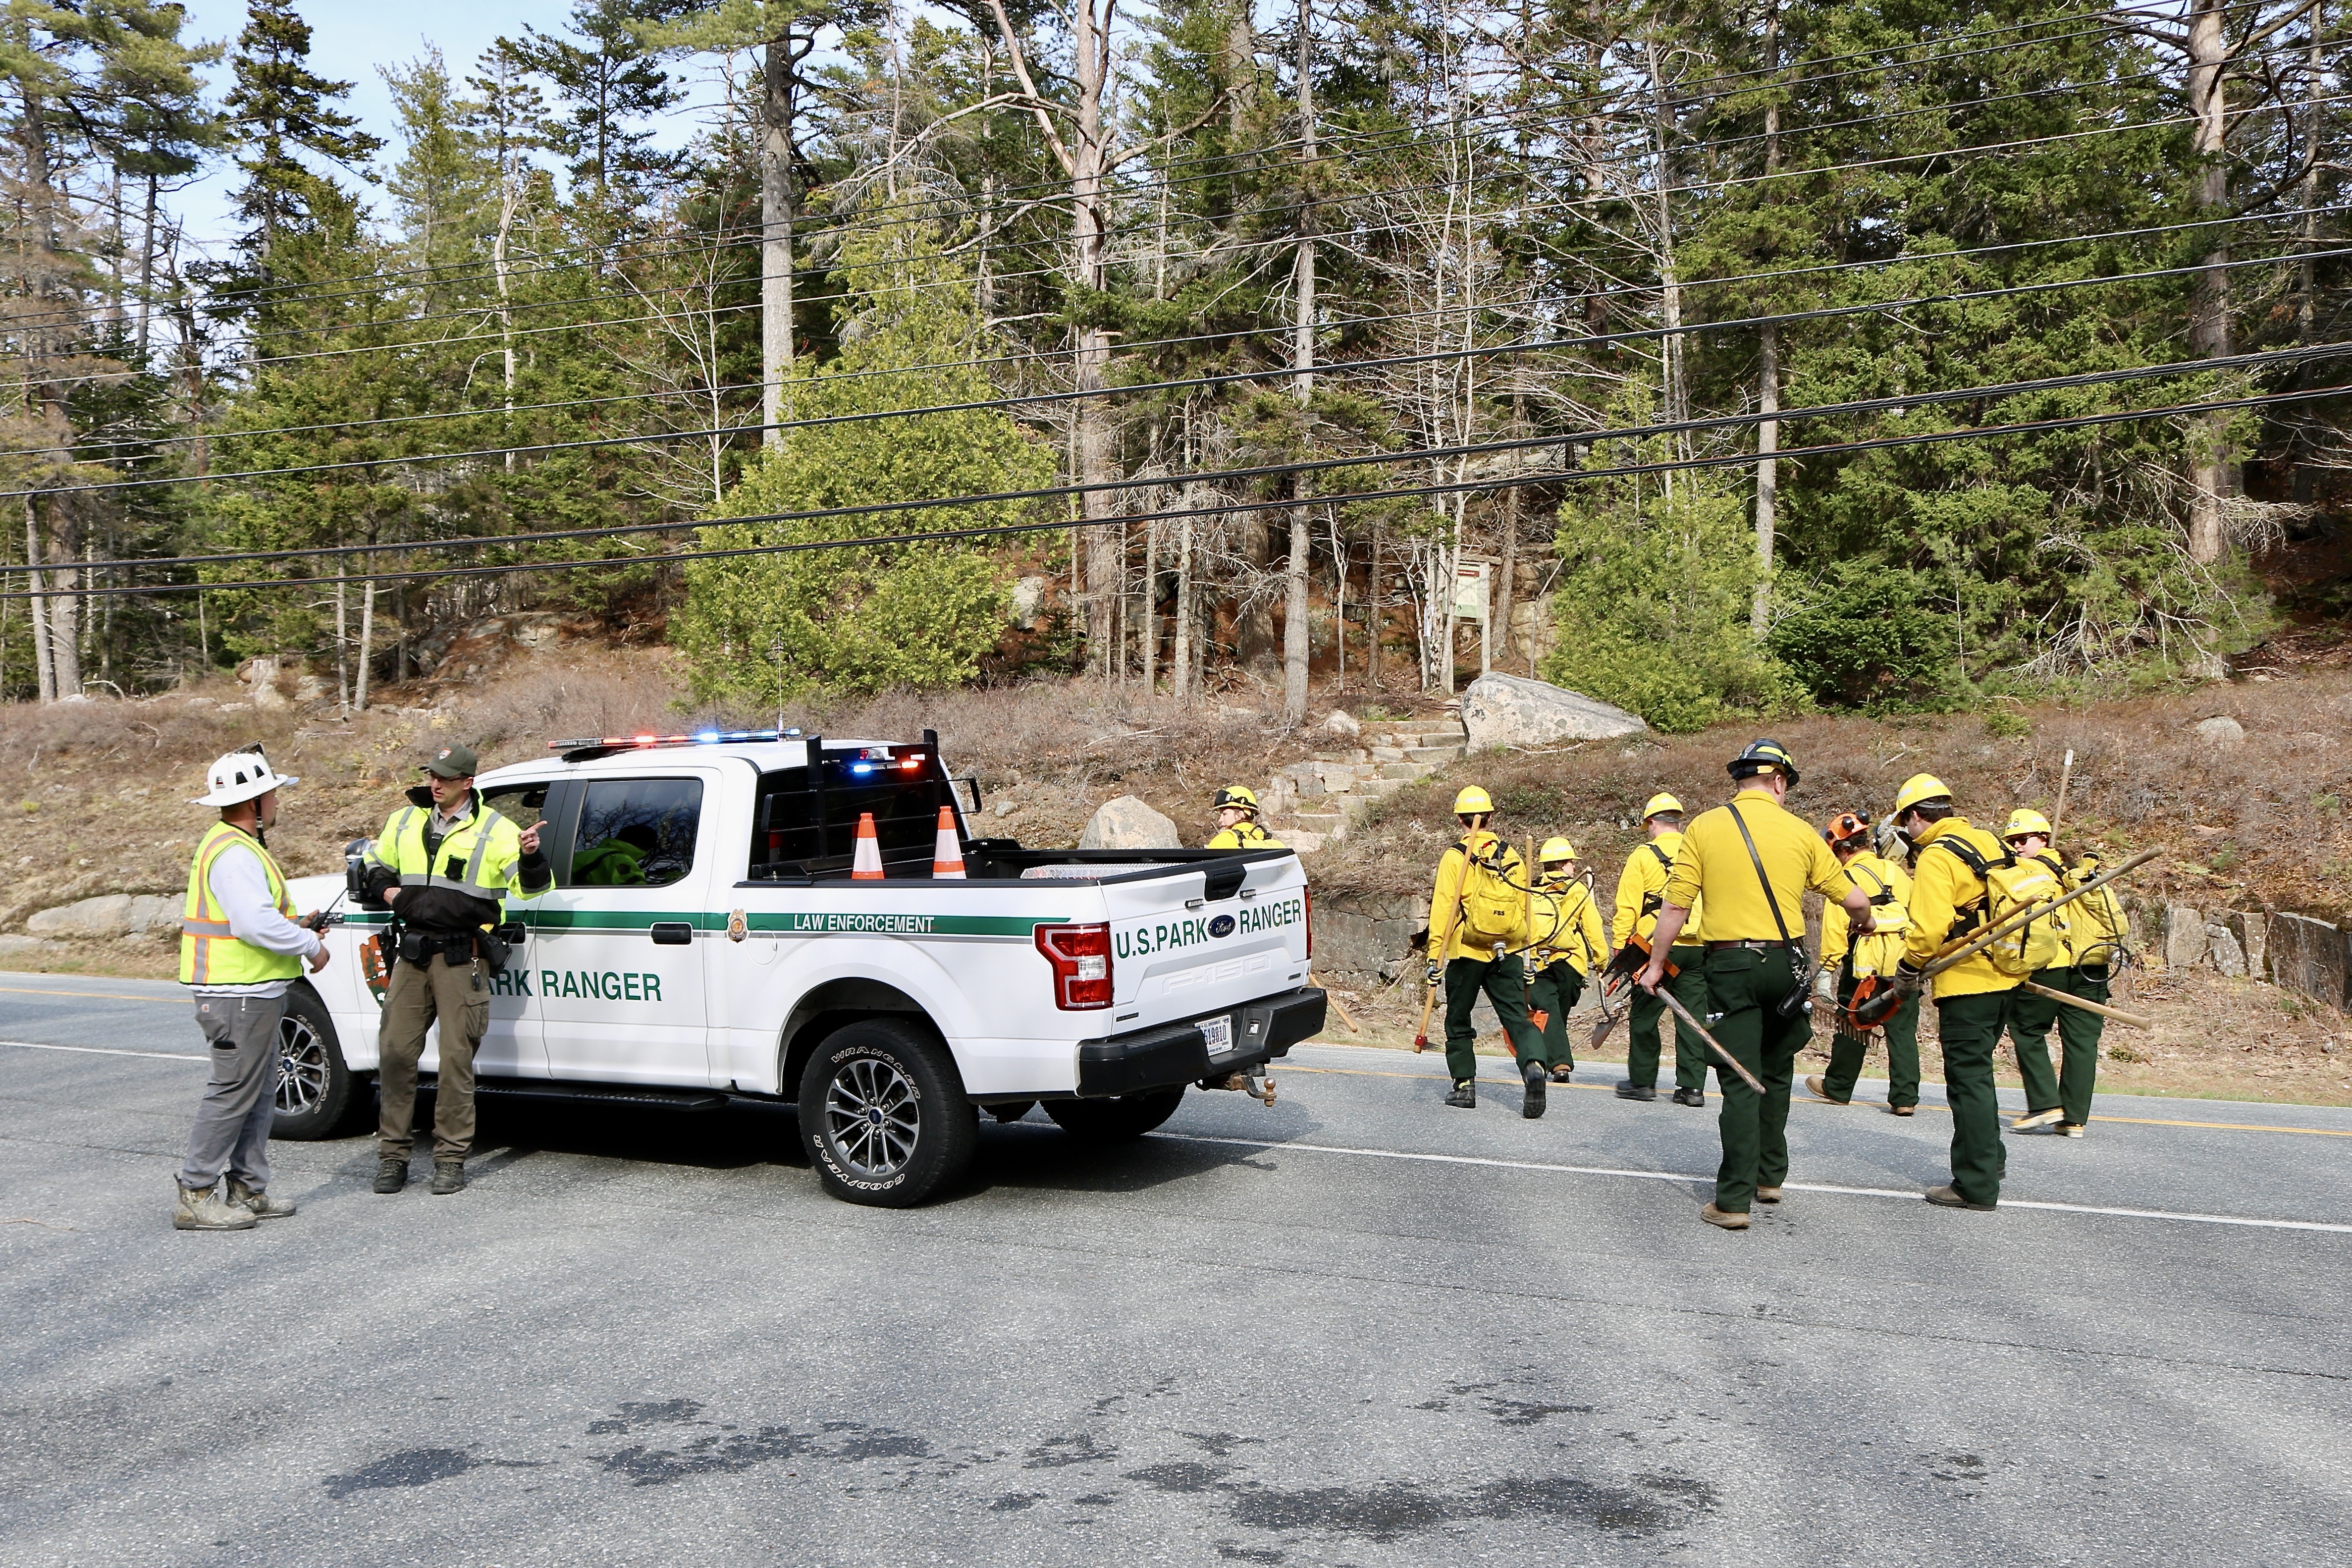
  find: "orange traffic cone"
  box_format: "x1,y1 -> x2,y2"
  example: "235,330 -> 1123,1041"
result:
851,812 -> 884,880
932,806 -> 966,879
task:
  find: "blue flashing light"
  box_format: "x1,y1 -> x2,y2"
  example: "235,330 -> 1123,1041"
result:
850,762 -> 876,776
697,731 -> 721,743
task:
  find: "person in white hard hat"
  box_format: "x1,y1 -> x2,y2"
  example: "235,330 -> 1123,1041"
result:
173,745 -> 330,1232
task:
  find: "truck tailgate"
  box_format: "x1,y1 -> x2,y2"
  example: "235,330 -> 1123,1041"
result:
1101,857 -> 1311,1031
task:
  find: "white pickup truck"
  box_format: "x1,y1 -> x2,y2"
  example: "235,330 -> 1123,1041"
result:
269,730 -> 1324,1205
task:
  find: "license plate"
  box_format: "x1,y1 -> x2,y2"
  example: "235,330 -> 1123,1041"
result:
1199,1015 -> 1233,1055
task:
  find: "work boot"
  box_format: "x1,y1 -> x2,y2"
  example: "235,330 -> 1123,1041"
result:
1672,1087 -> 1705,1107
1755,1186 -> 1784,1204
1615,1081 -> 1656,1102
1924,1183 -> 1997,1212
431,1159 -> 467,1196
1444,1080 -> 1477,1109
373,1156 -> 408,1195
1889,1103 -> 1917,1117
1521,1061 -> 1547,1119
1548,1064 -> 1574,1083
226,1178 -> 296,1220
2055,1122 -> 2085,1138
1699,1203 -> 1749,1230
1803,1074 -> 1848,1106
173,1179 -> 258,1232
2012,1108 -> 2063,1132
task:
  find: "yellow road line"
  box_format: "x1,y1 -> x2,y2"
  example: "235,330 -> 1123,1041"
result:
1278,1062 -> 2352,1138
0,985 -> 176,1004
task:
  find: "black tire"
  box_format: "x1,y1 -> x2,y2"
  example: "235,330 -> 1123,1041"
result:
271,986 -> 370,1140
796,1019 -> 977,1207
1044,1086 -> 1186,1142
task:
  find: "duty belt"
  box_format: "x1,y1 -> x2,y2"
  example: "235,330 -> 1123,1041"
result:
1705,939 -> 1796,952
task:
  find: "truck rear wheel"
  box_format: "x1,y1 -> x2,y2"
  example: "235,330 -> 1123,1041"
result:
1044,1086 -> 1186,1142
797,1020 -> 977,1207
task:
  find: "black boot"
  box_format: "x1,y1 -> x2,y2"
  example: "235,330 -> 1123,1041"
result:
1672,1087 -> 1706,1107
373,1156 -> 407,1195
1444,1079 -> 1477,1109
1522,1061 -> 1547,1119
1616,1081 -> 1657,1102
431,1159 -> 466,1196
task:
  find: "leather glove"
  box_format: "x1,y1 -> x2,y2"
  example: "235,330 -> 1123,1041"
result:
1426,961 -> 1443,988
1892,959 -> 1925,995
1811,969 -> 1837,1003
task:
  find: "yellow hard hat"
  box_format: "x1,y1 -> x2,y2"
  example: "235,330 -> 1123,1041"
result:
1453,785 -> 1495,817
1894,773 -> 1952,815
1642,792 -> 1684,820
2003,807 -> 2053,841
1212,785 -> 1259,814
1538,836 -> 1578,866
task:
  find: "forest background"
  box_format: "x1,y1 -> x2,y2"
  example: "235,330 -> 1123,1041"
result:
4,0 -> 2347,731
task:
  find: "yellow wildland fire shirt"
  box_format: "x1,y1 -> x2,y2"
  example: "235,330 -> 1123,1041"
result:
1663,789 -> 1850,941
1530,877 -> 1610,975
1822,851 -> 1912,980
1612,832 -> 1704,949
1902,818 -> 2024,999
1427,828 -> 1529,962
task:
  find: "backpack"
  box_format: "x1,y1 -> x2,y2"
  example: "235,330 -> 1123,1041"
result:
1453,838 -> 1527,947
1935,836 -> 2065,978
2065,860 -> 2130,967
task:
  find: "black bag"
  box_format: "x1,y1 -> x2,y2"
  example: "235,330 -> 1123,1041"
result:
474,927 -> 511,975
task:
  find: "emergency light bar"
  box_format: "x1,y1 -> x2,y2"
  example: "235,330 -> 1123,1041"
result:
548,728 -> 806,752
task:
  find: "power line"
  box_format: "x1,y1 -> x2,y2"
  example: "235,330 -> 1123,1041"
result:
20,339 -> 2348,583
15,375 -> 2344,603
11,243 -> 2339,505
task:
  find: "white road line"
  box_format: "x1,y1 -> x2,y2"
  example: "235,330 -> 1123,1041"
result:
0,1039 -> 205,1062
1159,1133 -> 2352,1235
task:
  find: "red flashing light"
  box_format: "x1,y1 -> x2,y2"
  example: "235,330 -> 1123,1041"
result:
1035,922 -> 1113,1010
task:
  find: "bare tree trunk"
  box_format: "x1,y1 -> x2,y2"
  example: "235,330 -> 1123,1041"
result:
137,172 -> 157,361
335,574 -> 351,709
1649,42 -> 1687,492
1752,9 -> 1781,636
761,32 -> 801,446
1283,0 -> 1318,723
1369,520 -> 1382,690
1142,515 -> 1159,691
355,573 -> 376,712
24,503 -> 53,704
2186,0 -> 2233,562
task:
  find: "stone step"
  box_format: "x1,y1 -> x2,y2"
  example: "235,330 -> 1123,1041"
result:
1357,777 -> 1410,799
1289,811 -> 1348,835
1376,762 -> 1425,780
1405,745 -> 1465,765
1312,749 -> 1369,765
1368,745 -> 1407,764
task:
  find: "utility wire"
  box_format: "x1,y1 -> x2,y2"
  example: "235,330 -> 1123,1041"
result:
20,339 -> 2348,583
10,244 -> 2339,504
14,375 -> 2344,603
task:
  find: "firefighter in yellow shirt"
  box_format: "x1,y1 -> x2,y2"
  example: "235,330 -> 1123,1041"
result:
1638,741 -> 1876,1230
1890,773 -> 2025,1212
1612,793 -> 1708,1106
1526,837 -> 1609,1087
1425,787 -> 1548,1115
2001,808 -> 2126,1139
1805,810 -> 1920,1115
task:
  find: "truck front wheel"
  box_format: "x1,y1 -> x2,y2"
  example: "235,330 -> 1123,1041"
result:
1044,1087 -> 1186,1141
797,1020 -> 977,1208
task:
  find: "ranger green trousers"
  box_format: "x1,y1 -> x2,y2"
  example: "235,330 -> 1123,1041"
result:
1526,959 -> 1586,1071
2008,964 -> 2108,1127
1936,988 -> 2013,1207
1444,953 -> 1544,1085
1699,946 -> 1809,1214
1822,962 -> 1921,1110
1626,946 -> 1708,1092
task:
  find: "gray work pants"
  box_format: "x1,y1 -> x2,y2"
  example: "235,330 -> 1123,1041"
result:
180,992 -> 285,1192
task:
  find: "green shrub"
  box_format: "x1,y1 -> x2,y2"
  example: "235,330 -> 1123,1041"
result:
1767,559 -> 1970,712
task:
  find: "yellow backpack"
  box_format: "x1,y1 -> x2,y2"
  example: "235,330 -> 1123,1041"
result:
1936,837 -> 2065,978
2064,859 -> 2130,967
1453,838 -> 1528,947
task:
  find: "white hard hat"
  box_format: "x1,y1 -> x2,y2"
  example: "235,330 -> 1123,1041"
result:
192,747 -> 297,807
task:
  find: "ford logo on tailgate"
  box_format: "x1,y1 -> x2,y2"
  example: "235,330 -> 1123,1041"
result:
1208,914 -> 1236,938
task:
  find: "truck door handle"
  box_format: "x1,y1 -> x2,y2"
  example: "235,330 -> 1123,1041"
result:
649,923 -> 694,946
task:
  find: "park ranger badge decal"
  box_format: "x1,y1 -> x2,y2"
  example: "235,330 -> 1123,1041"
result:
727,908 -> 748,943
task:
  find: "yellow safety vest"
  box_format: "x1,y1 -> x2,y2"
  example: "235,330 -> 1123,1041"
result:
364,796 -> 531,914
179,820 -> 302,987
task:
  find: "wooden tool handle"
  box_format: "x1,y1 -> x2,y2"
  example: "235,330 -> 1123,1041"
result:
2018,979 -> 2152,1030
1654,987 -> 1767,1095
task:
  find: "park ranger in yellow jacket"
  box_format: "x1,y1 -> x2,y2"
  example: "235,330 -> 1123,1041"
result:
1426,787 -> 1547,1115
1805,810 -> 1920,1115
1891,774 -> 2025,1212
1526,837 -> 1609,1087
1612,793 -> 1708,1106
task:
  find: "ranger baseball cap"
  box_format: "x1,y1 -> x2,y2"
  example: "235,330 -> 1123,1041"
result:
421,742 -> 478,779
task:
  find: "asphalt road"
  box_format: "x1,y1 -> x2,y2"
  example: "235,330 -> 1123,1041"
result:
2,971 -> 2347,1567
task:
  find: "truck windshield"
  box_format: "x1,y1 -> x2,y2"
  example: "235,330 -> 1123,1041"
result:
751,745 -> 961,880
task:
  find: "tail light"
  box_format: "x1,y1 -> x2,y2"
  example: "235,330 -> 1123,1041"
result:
1303,885 -> 1313,960
1035,922 -> 1113,1009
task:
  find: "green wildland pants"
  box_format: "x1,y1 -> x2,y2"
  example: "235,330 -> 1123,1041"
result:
1626,946 -> 1708,1092
1936,988 -> 2014,1206
1823,962 -> 1921,1109
1526,959 -> 1586,1072
1444,953 -> 1545,1085
2008,964 -> 2108,1127
1700,945 -> 1809,1214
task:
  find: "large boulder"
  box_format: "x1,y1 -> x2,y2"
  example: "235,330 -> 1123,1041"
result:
28,894 -> 135,939
1458,672 -> 1646,750
2161,903 -> 2207,970
2269,913 -> 2349,1008
1078,795 -> 1180,851
2194,715 -> 2246,749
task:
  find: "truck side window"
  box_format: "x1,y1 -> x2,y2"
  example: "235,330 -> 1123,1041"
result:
571,778 -> 703,888
481,783 -> 548,835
